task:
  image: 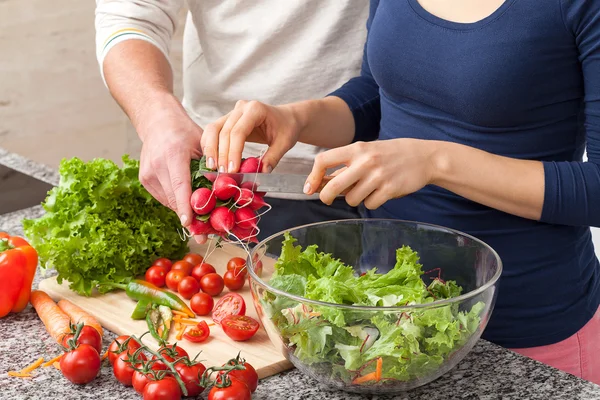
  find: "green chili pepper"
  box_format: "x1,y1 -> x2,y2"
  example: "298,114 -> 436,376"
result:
146,305 -> 174,342
146,307 -> 163,342
112,279 -> 195,317
158,305 -> 173,341
131,299 -> 151,320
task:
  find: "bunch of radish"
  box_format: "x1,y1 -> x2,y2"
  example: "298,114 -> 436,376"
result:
188,156 -> 269,243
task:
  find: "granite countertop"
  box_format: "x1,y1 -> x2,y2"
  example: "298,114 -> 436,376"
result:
1,148 -> 600,400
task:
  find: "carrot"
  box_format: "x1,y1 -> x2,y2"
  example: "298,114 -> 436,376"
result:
30,291 -> 71,343
352,358 -> 383,385
176,325 -> 187,341
8,371 -> 32,378
101,351 -> 108,361
375,357 -> 382,382
42,354 -> 63,367
53,362 -> 61,370
20,357 -> 44,374
57,299 -> 103,337
172,310 -> 188,317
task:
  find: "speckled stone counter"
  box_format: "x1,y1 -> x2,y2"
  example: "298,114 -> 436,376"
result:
2,149 -> 600,400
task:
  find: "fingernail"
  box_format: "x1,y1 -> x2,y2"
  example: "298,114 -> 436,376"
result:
303,182 -> 311,194
207,157 -> 215,169
228,161 -> 234,172
219,165 -> 225,173
194,235 -> 204,244
180,214 -> 188,226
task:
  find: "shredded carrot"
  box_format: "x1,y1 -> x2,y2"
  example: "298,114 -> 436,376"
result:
375,358 -> 382,382
173,317 -> 201,325
20,357 -> 44,374
53,362 -> 61,370
8,371 -> 32,378
42,354 -> 63,367
174,321 -> 182,331
102,351 -> 108,361
352,372 -> 377,385
176,325 -> 187,340
308,312 -> 321,317
172,310 -> 188,317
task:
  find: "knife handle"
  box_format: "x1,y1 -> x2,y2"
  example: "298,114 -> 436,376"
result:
315,175 -> 354,195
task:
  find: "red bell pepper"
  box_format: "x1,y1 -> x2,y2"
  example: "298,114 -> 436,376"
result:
0,232 -> 38,317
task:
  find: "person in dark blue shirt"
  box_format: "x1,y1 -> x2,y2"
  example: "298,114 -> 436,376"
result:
200,0 -> 600,383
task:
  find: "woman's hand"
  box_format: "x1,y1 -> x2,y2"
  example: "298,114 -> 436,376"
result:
201,100 -> 303,173
304,139 -> 440,209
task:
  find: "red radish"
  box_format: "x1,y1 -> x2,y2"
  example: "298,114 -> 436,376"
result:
190,187 -> 216,215
240,181 -> 258,192
189,218 -> 212,235
204,172 -> 218,183
235,208 -> 258,230
250,194 -> 269,210
213,177 -> 239,200
210,207 -> 235,232
239,157 -> 263,173
236,188 -> 254,208
231,225 -> 259,243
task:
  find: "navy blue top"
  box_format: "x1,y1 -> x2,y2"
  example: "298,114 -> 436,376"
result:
331,0 -> 600,348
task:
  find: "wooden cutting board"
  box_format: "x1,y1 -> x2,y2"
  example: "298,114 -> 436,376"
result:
38,240 -> 293,379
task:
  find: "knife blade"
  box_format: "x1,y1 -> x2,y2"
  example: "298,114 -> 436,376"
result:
200,172 -> 344,194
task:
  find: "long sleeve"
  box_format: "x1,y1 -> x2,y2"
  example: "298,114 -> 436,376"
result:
541,1 -> 600,227
94,0 -> 184,83
328,0 -> 381,143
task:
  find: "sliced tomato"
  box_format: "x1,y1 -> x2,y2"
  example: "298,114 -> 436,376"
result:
183,321 -> 211,343
212,293 -> 246,325
221,315 -> 259,341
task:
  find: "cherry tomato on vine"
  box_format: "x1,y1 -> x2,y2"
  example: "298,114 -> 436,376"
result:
208,377 -> 252,400
212,293 -> 246,325
178,276 -> 200,299
220,361 -> 258,393
152,258 -> 172,271
183,252 -> 204,266
113,352 -> 147,386
221,315 -> 259,342
175,361 -> 207,397
171,260 -> 194,276
145,265 -> 168,287
200,273 -> 224,296
183,321 -> 211,343
108,335 -> 141,365
152,344 -> 189,370
190,292 -> 214,316
61,325 -> 102,354
60,344 -> 101,384
226,257 -> 247,277
132,370 -> 153,394
223,270 -> 245,291
143,376 -> 182,400
166,270 -> 187,291
192,263 -> 216,282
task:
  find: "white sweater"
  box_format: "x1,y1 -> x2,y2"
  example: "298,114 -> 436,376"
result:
95,0 -> 369,200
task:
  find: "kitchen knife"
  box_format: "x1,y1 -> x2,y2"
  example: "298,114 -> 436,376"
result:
200,172 -> 349,194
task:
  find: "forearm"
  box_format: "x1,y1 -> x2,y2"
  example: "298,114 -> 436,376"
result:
288,96 -> 356,149
103,40 -> 185,140
432,141 -> 545,221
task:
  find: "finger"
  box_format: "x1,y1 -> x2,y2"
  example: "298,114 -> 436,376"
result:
260,140 -> 291,173
218,107 -> 245,172
329,166 -> 348,178
228,102 -> 267,172
304,147 -> 351,195
194,234 -> 208,244
166,150 -> 193,227
140,172 -> 170,208
363,188 -> 390,210
318,165 -> 363,205
156,166 -> 177,212
201,114 -> 229,170
343,175 -> 379,207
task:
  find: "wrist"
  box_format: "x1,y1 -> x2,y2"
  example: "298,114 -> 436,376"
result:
429,140 -> 454,187
131,93 -> 187,141
284,100 -> 317,139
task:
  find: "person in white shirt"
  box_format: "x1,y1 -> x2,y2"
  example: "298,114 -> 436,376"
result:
94,1 -> 369,242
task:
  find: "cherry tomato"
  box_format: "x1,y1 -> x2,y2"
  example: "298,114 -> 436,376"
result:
145,265 -> 168,287
108,335 -> 141,365
190,292 -> 214,316
132,370 -> 153,394
178,276 -> 200,299
212,293 -> 246,324
191,263 -> 216,282
60,344 -> 101,384
174,361 -> 207,397
113,352 -> 147,386
183,252 -> 204,266
171,260 -> 194,276
223,362 -> 258,393
152,344 -> 189,370
200,273 -> 224,296
143,376 -> 182,400
208,377 -> 252,400
223,270 -> 245,291
183,321 -> 211,343
221,315 -> 259,342
153,258 -> 173,271
61,325 -> 102,354
166,270 -> 187,291
226,257 -> 247,277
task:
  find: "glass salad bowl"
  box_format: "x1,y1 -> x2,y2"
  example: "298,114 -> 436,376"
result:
246,219 -> 502,394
